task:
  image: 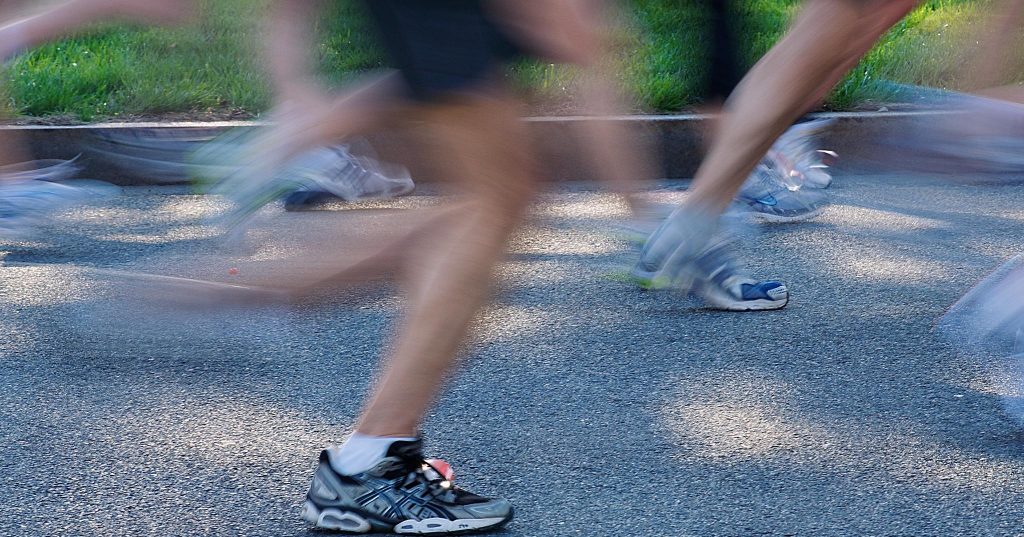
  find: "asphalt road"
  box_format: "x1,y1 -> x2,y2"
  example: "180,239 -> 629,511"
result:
3,175 -> 1024,536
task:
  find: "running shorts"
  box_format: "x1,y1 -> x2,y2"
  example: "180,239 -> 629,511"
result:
363,0 -> 522,101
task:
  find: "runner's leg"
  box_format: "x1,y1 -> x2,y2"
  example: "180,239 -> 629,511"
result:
686,0 -> 917,212
356,94 -> 536,437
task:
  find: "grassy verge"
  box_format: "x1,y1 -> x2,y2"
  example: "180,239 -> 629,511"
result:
0,0 -> 1005,120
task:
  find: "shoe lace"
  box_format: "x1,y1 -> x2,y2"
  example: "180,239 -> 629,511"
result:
395,457 -> 456,502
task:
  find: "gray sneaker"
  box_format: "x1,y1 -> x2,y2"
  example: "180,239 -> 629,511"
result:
765,119 -> 836,190
631,209 -> 788,311
301,439 -> 513,534
736,159 -> 829,224
283,146 -> 415,211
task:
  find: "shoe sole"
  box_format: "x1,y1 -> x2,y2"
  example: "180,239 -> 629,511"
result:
301,501 -> 512,535
749,205 -> 826,224
800,179 -> 832,189
284,190 -> 341,211
696,278 -> 790,311
607,271 -> 790,311
697,291 -> 790,311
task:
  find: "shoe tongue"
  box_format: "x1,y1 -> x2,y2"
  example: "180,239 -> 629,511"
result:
384,438 -> 423,460
733,278 -> 760,297
368,439 -> 424,478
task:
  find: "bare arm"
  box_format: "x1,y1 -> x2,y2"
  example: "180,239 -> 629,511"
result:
265,0 -> 325,103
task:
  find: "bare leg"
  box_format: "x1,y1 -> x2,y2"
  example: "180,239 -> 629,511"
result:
266,0 -> 322,103
262,0 -> 400,149
573,52 -> 660,213
806,0 -> 919,106
356,94 -> 536,437
244,73 -> 407,170
686,0 -> 917,213
491,0 -> 657,212
577,1 -> 659,213
178,205 -> 465,301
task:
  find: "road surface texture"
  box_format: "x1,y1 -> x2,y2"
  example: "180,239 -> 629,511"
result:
2,175 -> 1024,536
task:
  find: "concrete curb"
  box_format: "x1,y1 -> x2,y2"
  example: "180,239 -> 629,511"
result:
8,111 -> 932,185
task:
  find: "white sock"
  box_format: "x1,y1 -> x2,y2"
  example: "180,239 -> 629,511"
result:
327,433 -> 417,476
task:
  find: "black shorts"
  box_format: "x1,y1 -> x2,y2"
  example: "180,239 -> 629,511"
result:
704,0 -> 742,101
363,0 -> 522,101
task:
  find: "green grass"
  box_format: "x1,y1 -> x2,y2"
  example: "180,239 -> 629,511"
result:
616,0 -> 801,111
0,0 -> 1010,120
830,0 -> 987,108
4,0 -> 383,121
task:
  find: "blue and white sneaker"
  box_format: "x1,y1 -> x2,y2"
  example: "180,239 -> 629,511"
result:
689,238 -> 789,311
302,439 -> 513,534
737,160 -> 829,224
630,210 -> 788,311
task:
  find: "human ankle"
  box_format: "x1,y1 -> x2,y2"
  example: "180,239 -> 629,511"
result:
328,432 -> 418,475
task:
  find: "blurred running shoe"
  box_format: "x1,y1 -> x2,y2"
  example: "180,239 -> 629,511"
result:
730,119 -> 834,223
796,161 -> 834,189
939,255 -> 1024,426
193,129 -> 413,229
612,201 -> 675,245
940,255 -> 1024,357
282,146 -> 414,211
947,134 -> 1024,172
779,148 -> 836,190
301,439 -> 513,534
737,159 -> 829,223
769,119 -> 836,190
878,85 -> 1024,175
630,209 -> 788,311
614,201 -> 754,247
0,178 -> 102,240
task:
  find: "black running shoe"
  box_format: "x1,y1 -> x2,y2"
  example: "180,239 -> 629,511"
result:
301,439 -> 513,534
